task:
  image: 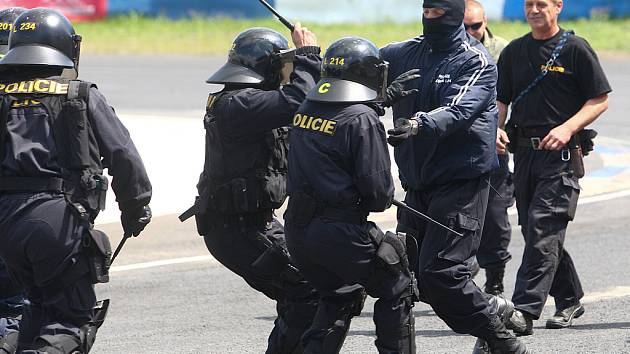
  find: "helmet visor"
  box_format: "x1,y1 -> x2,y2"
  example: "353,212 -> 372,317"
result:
0,45 -> 74,67
307,78 -> 379,103
206,61 -> 264,85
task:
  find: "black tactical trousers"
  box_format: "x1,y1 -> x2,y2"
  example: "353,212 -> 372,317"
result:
397,175 -> 496,337
512,147 -> 584,318
203,218 -> 318,354
477,153 -> 514,268
285,218 -> 414,354
0,193 -> 96,352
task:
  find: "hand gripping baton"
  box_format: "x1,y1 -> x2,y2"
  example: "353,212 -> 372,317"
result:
257,0 -> 295,32
392,199 -> 463,237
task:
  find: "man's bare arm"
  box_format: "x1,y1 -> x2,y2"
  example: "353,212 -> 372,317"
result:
540,94 -> 609,150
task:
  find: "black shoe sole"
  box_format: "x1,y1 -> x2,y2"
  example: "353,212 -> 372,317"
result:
545,304 -> 585,329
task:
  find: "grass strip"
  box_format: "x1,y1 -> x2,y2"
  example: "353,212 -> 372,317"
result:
75,15 -> 630,55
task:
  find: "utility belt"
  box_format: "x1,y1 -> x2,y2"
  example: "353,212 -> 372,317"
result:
0,176 -> 66,192
506,125 -> 597,178
206,209 -> 273,231
286,191 -> 367,227
0,174 -> 108,217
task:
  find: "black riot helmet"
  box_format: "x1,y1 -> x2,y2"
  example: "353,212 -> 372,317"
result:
0,7 -> 27,56
206,27 -> 291,88
307,37 -> 388,103
0,8 -> 82,77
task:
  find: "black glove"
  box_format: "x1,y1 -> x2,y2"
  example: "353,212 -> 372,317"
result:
121,205 -> 152,237
383,69 -> 421,107
387,118 -> 420,147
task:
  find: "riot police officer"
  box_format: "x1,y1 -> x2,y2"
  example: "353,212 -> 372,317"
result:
283,37 -> 418,353
0,8 -> 152,353
381,0 -> 529,353
182,25 -> 321,352
0,9 -> 28,353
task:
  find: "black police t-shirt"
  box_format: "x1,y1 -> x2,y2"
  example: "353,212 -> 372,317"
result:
497,29 -> 611,127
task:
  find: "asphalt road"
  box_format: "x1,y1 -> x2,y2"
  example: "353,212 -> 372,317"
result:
77,54 -> 630,353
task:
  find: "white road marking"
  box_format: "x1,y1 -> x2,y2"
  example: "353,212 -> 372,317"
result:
103,113 -> 630,305
109,256 -> 630,305
110,188 -> 630,273
110,255 -> 216,272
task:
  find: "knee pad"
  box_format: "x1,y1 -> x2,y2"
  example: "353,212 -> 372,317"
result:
372,231 -> 409,273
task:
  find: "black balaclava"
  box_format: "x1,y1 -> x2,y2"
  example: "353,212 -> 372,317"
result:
422,0 -> 465,49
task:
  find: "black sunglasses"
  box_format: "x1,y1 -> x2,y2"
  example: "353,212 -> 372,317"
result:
464,22 -> 483,30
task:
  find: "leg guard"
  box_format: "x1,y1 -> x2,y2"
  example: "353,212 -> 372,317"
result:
267,297 -> 317,354
321,291 -> 365,354
80,299 -> 109,353
303,290 -> 366,354
374,287 -> 416,354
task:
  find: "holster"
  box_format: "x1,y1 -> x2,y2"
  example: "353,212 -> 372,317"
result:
180,196 -> 210,236
80,173 -> 108,211
83,229 -> 112,284
286,192 -> 318,227
250,226 -> 302,284
569,136 -> 585,179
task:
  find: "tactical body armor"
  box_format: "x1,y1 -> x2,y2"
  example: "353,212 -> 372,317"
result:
193,90 -> 289,234
0,78 -> 112,288
0,78 -> 108,220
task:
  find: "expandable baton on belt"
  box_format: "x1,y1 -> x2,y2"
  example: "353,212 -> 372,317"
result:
110,233 -> 131,264
257,0 -> 295,32
392,199 -> 464,237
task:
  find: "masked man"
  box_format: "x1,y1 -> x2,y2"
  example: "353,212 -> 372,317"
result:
381,1 -> 530,353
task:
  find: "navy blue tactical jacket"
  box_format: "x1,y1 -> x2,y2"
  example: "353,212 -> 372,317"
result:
381,26 -> 499,191
287,101 -> 394,212
0,73 -> 151,210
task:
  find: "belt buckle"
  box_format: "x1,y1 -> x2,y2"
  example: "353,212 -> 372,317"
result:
530,137 -> 542,150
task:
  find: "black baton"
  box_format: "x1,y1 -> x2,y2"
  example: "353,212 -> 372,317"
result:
257,0 -> 295,32
110,232 -> 131,264
392,199 -> 464,237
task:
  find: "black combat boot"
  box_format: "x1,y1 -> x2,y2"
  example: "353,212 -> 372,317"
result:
472,296 -> 519,354
506,309 -> 534,336
484,265 -> 505,295
473,315 -> 531,354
